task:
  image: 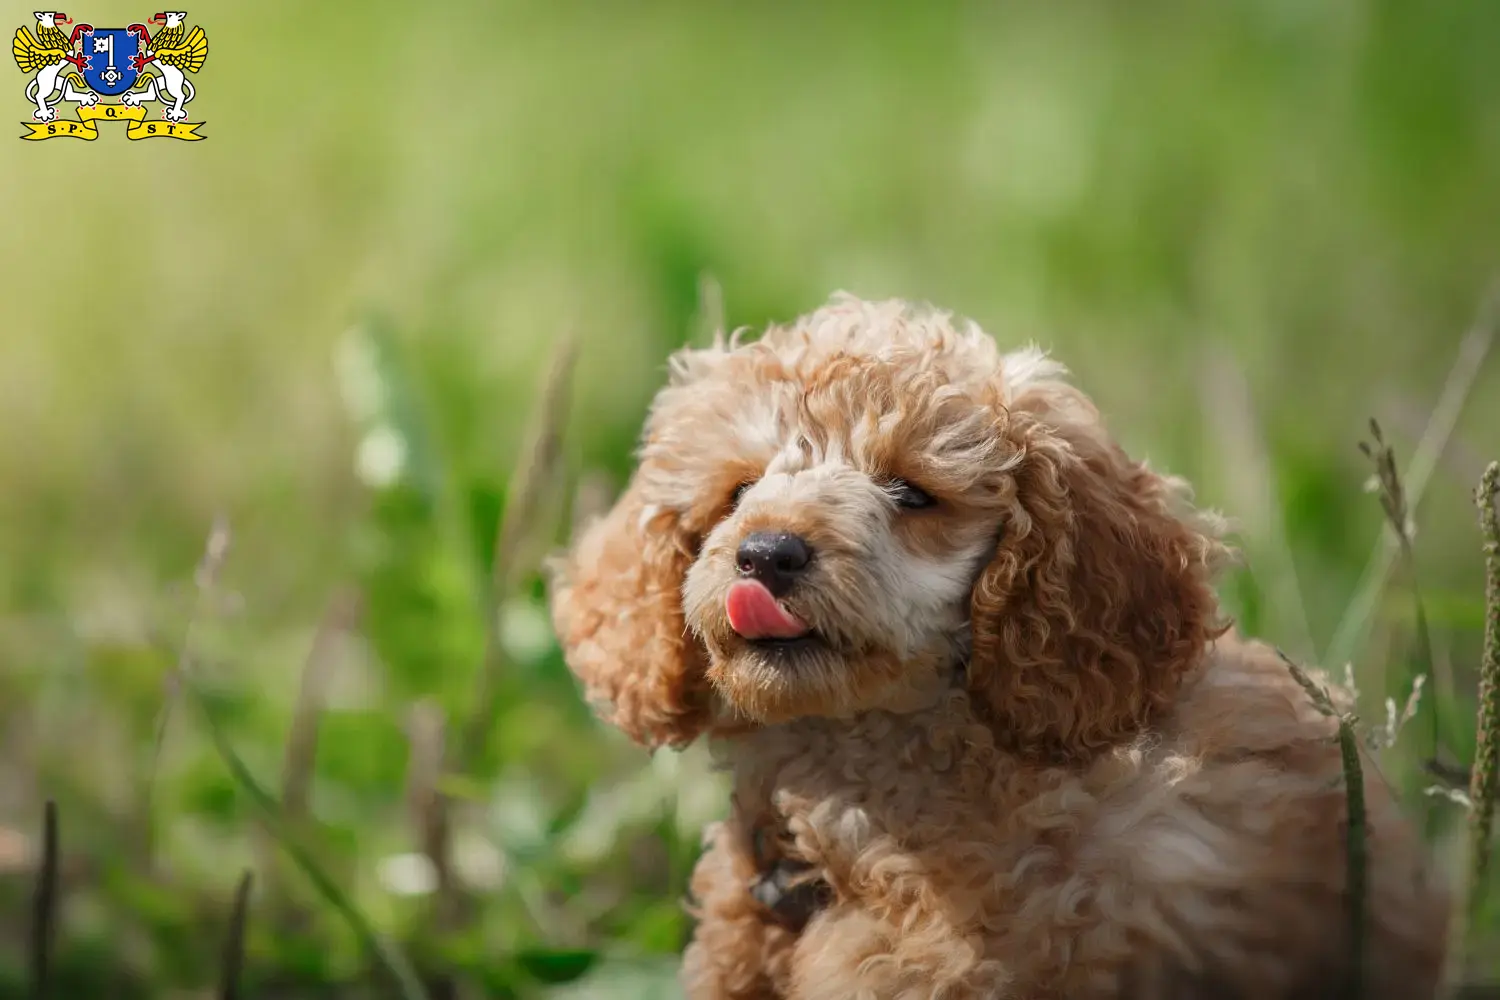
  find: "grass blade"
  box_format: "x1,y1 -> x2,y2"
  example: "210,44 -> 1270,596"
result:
139,514 -> 231,864
256,590 -> 361,905
1199,344 -> 1316,657
691,271 -> 726,347
1336,716 -> 1368,998
405,700 -> 457,996
218,869 -> 254,1000
406,700 -> 453,912
281,590 -> 361,821
458,331 -> 578,772
29,799 -> 58,1000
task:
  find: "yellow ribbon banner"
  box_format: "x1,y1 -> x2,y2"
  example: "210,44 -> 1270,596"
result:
20,103 -> 204,141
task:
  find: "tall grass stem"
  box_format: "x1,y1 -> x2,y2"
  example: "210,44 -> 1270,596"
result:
1279,650 -> 1367,997
1460,462 -> 1500,972
1327,293 -> 1497,674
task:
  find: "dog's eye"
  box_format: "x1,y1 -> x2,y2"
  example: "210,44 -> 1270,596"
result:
886,479 -> 935,510
730,481 -> 756,508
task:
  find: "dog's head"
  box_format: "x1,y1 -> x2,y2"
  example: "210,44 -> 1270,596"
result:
550,296 -> 1230,760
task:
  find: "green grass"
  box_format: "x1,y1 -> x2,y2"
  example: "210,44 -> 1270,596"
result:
3,0 -> 1500,995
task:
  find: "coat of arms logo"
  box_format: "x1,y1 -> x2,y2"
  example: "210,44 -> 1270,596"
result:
13,10 -> 207,140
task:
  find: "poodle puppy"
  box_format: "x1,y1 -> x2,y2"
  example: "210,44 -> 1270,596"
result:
549,295 -> 1449,999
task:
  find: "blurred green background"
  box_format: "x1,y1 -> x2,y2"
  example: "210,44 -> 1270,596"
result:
3,0 -> 1500,995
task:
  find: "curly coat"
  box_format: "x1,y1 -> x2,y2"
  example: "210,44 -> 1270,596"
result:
549,295 -> 1448,999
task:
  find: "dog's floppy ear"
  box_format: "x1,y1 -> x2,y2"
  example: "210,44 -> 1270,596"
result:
549,472 -> 713,749
967,381 -> 1229,761
549,337 -> 742,750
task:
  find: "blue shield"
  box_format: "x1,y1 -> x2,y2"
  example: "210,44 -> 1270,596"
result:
81,29 -> 140,96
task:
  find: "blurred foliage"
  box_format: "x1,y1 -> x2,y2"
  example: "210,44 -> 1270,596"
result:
2,0 -> 1500,995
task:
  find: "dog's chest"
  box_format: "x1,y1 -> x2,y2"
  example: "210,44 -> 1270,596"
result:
728,697 -> 1058,909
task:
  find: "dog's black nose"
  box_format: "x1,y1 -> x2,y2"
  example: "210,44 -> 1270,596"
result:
736,532 -> 813,596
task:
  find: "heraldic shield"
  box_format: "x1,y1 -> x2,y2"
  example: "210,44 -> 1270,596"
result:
81,28 -> 139,96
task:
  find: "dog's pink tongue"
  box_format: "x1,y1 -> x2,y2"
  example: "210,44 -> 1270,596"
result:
726,580 -> 810,640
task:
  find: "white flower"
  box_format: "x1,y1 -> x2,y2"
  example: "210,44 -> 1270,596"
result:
499,599 -> 556,664
376,852 -> 437,896
356,424 -> 407,488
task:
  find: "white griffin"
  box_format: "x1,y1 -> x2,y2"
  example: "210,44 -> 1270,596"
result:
121,11 -> 207,123
12,11 -> 96,122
